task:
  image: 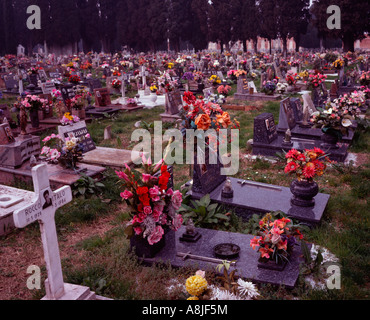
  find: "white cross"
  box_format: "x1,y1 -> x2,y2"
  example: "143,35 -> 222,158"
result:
13,164 -> 72,300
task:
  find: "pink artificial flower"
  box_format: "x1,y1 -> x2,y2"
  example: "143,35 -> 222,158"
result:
143,206 -> 152,215
116,170 -> 129,181
142,173 -> 152,183
149,186 -> 160,201
134,227 -> 143,235
121,190 -> 133,200
172,214 -> 183,231
147,226 -> 164,245
171,190 -> 183,210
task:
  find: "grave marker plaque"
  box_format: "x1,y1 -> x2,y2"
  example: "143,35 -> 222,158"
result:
237,77 -> 249,94
253,113 -> 278,144
290,98 -> 304,122
60,85 -> 76,104
41,82 -> 56,95
58,121 -> 96,154
94,88 -> 112,107
192,146 -> 226,195
165,90 -> 183,115
279,97 -> 296,130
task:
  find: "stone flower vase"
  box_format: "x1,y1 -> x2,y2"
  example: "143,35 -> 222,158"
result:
290,179 -> 319,207
130,227 -> 174,258
29,108 -> 40,128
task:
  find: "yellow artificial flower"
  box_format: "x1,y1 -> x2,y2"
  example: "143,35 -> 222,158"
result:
185,275 -> 208,297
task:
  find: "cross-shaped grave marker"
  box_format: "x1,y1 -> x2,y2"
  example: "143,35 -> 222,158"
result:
12,164 -> 99,300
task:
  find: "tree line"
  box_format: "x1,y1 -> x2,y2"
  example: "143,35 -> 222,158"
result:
0,0 -> 368,56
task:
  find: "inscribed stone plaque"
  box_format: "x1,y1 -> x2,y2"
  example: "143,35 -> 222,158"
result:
61,85 -> 76,103
94,88 -> 112,107
0,123 -> 15,144
237,77 -> 249,94
290,98 -> 303,122
58,121 -> 96,154
165,90 -> 182,115
279,98 -> 296,130
253,113 -> 278,144
41,82 -> 56,95
192,146 -> 226,195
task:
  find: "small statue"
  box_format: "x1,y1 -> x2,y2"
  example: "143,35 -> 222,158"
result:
299,104 -> 311,128
19,105 -> 28,136
221,177 -> 234,198
282,128 -> 293,147
186,219 -> 195,235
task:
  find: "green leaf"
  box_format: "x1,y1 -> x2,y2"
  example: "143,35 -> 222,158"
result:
300,240 -> 312,264
78,187 -> 86,195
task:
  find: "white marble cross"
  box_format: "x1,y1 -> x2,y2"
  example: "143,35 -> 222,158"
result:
13,164 -> 72,300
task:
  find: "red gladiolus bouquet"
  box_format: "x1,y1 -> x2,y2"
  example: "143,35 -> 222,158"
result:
250,213 -> 304,264
284,148 -> 330,182
117,156 -> 183,245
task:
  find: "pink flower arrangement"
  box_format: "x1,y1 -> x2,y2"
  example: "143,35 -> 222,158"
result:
117,159 -> 183,246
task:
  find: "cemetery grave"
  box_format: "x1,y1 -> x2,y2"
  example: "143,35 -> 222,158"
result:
0,45 -> 368,303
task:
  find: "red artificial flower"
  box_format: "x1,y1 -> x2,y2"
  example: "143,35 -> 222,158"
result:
285,149 -> 299,159
284,161 -> 299,173
302,162 -> 316,179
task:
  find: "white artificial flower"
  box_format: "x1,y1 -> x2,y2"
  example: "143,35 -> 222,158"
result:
210,287 -> 242,300
237,279 -> 260,299
341,119 -> 352,127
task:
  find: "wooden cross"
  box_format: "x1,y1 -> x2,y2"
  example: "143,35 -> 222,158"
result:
13,164 -> 72,300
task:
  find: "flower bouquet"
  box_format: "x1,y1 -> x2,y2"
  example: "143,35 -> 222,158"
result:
41,133 -> 88,170
111,79 -> 122,89
261,80 -> 277,95
208,75 -> 221,86
285,70 -> 298,86
217,85 -> 232,97
332,58 -> 345,70
311,97 -> 359,140
359,71 -> 370,87
60,112 -> 80,126
69,74 -> 81,84
284,148 -> 330,207
157,71 -> 178,93
305,73 -> 327,90
116,156 -> 183,256
250,213 -> 304,268
284,148 -> 329,182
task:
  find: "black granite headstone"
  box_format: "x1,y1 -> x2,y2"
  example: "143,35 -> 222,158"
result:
290,98 -> 303,122
277,98 -> 296,131
253,113 -> 278,144
192,145 -> 226,195
61,84 -> 76,104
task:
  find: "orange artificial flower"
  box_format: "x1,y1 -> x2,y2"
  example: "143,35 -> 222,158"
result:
216,112 -> 232,129
195,113 -> 212,130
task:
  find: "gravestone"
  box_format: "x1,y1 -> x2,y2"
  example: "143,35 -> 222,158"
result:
60,85 -> 76,104
277,98 -> 296,132
0,133 -> 40,169
94,88 -> 112,107
253,113 -> 278,144
58,121 -> 96,154
13,164 -> 103,300
0,122 -> 15,144
41,82 -> 56,95
290,98 -> 304,123
87,79 -> 102,93
165,90 -> 183,115
191,142 -> 226,195
237,77 -> 249,94
330,81 -> 338,99
4,76 -> 19,93
302,93 -> 316,115
38,70 -> 48,82
0,105 -> 17,128
49,72 -> 61,79
142,225 -> 308,289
